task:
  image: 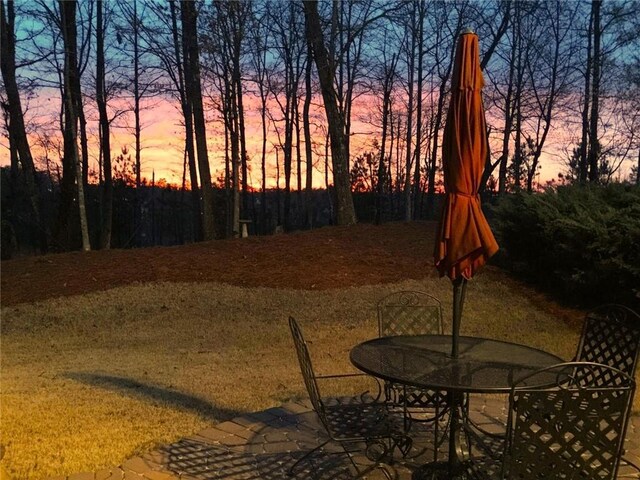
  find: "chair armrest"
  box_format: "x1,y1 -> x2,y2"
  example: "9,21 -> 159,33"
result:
315,373 -> 383,402
315,373 -> 372,379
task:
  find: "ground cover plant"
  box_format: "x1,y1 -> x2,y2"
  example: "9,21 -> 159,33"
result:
1,222 -> 634,479
491,183 -> 640,308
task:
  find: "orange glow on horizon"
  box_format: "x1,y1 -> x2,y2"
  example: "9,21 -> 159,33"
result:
1,85 -> 592,191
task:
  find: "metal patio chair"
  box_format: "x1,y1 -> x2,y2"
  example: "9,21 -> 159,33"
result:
465,361 -> 636,480
574,304 -> 640,474
467,305 -> 640,464
287,316 -> 411,479
377,291 -> 449,457
574,304 -> 640,380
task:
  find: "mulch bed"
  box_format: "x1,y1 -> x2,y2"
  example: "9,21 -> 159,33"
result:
1,222 -> 445,306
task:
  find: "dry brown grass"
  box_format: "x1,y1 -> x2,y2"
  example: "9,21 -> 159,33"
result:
1,222 -> 636,479
1,275 -> 587,479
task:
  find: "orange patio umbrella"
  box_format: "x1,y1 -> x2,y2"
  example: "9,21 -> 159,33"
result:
434,31 -> 498,359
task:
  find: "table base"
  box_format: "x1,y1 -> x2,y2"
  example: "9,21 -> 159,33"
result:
411,460 -> 469,480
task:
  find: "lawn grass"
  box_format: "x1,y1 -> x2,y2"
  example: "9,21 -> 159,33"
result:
0,272 -> 600,479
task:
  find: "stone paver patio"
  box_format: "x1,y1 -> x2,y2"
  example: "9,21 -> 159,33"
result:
52,396 -> 640,480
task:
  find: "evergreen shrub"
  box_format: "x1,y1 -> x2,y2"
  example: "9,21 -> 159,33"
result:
491,183 -> 640,308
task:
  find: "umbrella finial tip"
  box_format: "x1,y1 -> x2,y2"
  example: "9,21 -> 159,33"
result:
462,27 -> 475,34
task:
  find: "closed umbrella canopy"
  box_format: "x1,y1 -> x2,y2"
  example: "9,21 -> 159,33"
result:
434,32 -> 498,281
434,32 -> 500,475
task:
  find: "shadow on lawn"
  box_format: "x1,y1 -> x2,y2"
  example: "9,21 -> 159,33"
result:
65,372 -> 245,422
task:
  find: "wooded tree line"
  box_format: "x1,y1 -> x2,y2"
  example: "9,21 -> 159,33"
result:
1,0 -> 639,253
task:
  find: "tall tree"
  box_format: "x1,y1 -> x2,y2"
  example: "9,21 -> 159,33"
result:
182,0 -> 215,240
96,0 -> 112,248
375,42 -> 398,224
75,0 -> 92,190
249,2 -> 271,233
0,0 -> 46,251
303,42 -> 314,229
579,2 -> 594,183
496,17 -> 517,194
511,1 -> 525,191
403,2 -> 416,221
58,0 -> 90,251
524,1 -> 577,192
168,0 -> 201,240
218,1 -> 251,229
425,7 -> 462,215
587,0 -> 602,182
303,0 -> 356,225
474,0 -> 512,191
267,1 -> 305,230
117,0 -> 145,243
412,0 -> 426,219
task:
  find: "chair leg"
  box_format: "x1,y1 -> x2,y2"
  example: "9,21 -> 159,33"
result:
433,402 -> 440,462
288,438 -> 331,477
345,450 -> 398,480
352,462 -> 398,480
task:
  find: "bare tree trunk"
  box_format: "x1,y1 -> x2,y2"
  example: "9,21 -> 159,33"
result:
588,0 -> 601,182
395,115 -> 401,195
133,0 -> 142,245
259,92 -> 267,234
412,1 -> 425,219
580,5 -> 593,183
232,82 -> 241,238
60,0 -> 90,251
96,0 -> 112,249
224,107 -> 232,237
182,0 -> 216,240
479,0 -> 513,192
303,46 -> 314,229
403,5 -> 416,222
78,98 -> 89,188
170,0 -> 201,240
426,24 -> 458,216
224,56 -> 241,238
276,147 -> 282,226
260,95 -> 268,234
1,105 -> 19,177
324,130 -> 333,222
512,2 -> 524,191
236,61 -> 249,222
283,62 -> 293,231
0,0 -> 46,252
230,3 -> 249,222
295,92 -> 302,204
303,0 -> 356,225
526,3 -> 564,192
376,55 -> 395,225
251,3 -> 270,234
498,18 -> 517,194
302,43 -> 314,228
76,1 -> 93,191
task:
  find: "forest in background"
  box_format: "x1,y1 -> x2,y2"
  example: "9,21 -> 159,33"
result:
1,0 -> 639,255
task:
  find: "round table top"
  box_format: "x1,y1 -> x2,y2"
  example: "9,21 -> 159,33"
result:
350,335 -> 564,393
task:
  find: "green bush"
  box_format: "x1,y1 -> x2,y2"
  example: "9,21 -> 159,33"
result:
491,183 -> 640,308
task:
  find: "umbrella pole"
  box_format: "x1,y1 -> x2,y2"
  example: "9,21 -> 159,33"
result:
451,277 -> 467,359
447,276 -> 468,478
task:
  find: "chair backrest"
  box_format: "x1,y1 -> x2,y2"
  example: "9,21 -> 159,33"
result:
575,304 -> 640,383
377,291 -> 443,337
505,362 -> 635,480
288,317 -> 326,424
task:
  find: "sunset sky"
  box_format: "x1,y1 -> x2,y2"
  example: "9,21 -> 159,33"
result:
2,81 -> 577,191
2,0 -> 636,191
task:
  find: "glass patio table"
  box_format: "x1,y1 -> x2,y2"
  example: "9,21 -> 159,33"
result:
349,334 -> 564,479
